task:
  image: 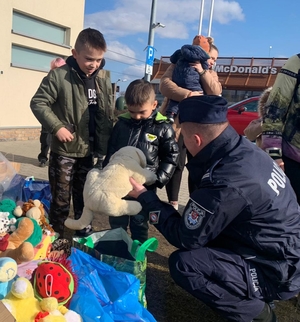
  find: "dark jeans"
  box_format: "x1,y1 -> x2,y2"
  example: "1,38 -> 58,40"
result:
165,134 -> 186,201
38,126 -> 51,162
48,152 -> 93,237
282,154 -> 300,204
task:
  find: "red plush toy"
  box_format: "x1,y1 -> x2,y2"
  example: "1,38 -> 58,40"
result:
32,256 -> 77,306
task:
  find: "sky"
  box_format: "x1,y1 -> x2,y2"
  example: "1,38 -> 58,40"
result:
84,0 -> 298,92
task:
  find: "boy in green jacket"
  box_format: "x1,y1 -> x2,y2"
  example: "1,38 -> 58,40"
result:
30,28 -> 114,238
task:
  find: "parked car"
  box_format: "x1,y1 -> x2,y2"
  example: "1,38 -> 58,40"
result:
227,96 -> 259,135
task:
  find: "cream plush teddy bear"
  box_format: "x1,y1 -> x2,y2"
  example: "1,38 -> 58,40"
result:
65,146 -> 157,230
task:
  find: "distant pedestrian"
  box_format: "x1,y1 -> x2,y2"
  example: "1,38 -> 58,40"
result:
262,53 -> 300,204
31,28 -> 114,238
244,87 -> 272,148
38,57 -> 66,167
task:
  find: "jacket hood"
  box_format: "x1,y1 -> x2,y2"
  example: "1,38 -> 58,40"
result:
258,87 -> 272,117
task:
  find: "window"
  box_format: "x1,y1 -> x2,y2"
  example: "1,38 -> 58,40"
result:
12,11 -> 68,46
11,45 -> 63,72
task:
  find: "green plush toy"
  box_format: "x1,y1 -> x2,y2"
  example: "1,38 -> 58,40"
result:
15,217 -> 43,247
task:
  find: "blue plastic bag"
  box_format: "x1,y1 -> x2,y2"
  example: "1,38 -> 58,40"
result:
22,178 -> 51,214
69,248 -> 156,322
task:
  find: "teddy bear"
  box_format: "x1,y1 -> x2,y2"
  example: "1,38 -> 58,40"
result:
64,146 -> 157,230
0,216 -> 42,264
14,199 -> 54,234
0,257 -> 17,299
1,277 -> 82,322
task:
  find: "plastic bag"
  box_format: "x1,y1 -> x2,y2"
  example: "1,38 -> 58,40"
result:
2,174 -> 25,202
0,152 -> 17,197
72,228 -> 158,307
68,248 -> 156,322
22,177 -> 52,214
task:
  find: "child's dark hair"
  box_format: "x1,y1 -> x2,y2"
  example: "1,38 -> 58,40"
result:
74,28 -> 107,52
125,79 -> 155,106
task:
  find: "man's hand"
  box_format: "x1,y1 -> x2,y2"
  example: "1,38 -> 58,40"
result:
56,127 -> 74,143
128,177 -> 147,199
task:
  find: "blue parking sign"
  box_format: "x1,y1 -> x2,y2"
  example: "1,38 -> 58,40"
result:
146,46 -> 155,66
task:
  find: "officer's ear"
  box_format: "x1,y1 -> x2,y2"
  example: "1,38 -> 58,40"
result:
193,134 -> 202,147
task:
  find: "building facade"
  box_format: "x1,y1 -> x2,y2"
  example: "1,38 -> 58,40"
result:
0,0 -> 85,140
151,56 -> 288,104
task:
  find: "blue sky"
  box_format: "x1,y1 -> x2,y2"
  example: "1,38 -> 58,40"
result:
84,0 -> 298,91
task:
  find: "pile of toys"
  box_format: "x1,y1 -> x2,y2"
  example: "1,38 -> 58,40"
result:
0,198 -> 82,321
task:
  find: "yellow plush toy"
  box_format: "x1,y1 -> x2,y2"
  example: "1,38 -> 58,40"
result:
37,297 -> 82,322
2,277 -> 41,321
64,146 -> 157,230
2,278 -> 82,322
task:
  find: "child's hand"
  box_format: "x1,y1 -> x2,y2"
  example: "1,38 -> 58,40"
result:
56,127 -> 74,143
128,177 -> 147,199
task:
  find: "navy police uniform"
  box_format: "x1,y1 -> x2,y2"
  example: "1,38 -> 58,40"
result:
136,96 -> 300,322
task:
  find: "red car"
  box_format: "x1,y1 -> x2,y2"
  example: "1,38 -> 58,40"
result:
227,97 -> 259,135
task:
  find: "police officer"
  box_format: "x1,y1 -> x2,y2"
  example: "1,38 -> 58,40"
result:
128,95 -> 300,322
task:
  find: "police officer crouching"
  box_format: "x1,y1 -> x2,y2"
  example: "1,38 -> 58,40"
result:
128,95 -> 300,322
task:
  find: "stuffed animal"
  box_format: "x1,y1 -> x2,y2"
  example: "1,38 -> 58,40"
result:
0,217 -> 41,264
0,199 -> 18,231
2,277 -> 41,321
0,257 -> 17,299
36,297 -> 82,322
33,257 -> 77,306
64,146 -> 157,230
14,199 -> 54,234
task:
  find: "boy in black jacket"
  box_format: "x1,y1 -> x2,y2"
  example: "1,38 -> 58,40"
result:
103,79 -> 179,242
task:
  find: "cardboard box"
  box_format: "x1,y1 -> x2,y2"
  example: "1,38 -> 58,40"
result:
0,302 -> 15,322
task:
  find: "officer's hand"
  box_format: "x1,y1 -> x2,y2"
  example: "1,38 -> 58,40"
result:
275,158 -> 285,171
56,127 -> 74,143
128,177 -> 147,199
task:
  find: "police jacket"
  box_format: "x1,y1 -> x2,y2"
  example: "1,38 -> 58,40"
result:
104,110 -> 179,189
30,58 -> 114,157
138,125 -> 300,291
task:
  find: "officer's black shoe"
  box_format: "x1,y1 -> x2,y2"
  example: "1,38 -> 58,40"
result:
252,303 -> 278,322
75,224 -> 93,237
94,158 -> 103,170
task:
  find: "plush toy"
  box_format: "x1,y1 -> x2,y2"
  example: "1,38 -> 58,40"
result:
36,297 -> 82,322
33,257 -> 77,306
64,146 -> 157,230
0,199 -> 18,231
14,199 -> 54,234
0,257 -> 17,299
2,277 -> 41,321
0,217 -> 41,264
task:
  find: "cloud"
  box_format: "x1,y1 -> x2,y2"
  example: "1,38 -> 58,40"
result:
122,64 -> 145,80
106,41 -> 139,65
85,0 -> 244,40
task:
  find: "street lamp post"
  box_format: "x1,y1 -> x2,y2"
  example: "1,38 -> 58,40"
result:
144,0 -> 165,82
269,46 -> 272,58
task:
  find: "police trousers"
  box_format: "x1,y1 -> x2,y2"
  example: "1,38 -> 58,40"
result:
168,247 -> 298,322
48,152 -> 93,236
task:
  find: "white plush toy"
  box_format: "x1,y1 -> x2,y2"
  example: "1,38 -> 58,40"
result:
64,146 -> 157,230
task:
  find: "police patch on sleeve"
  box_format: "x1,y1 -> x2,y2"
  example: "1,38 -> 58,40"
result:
149,211 -> 160,224
184,201 -> 206,230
